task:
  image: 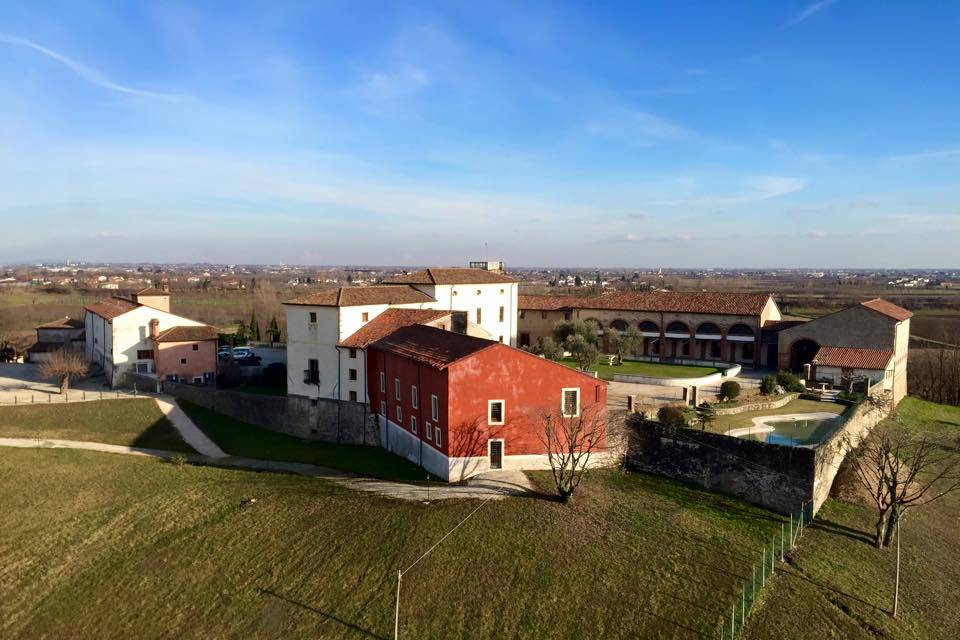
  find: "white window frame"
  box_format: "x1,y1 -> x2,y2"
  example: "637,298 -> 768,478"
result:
380,371 -> 385,392
487,399 -> 505,425
410,415 -> 418,434
396,405 -> 403,423
434,426 -> 442,448
426,421 -> 433,441
431,394 -> 439,421
394,378 -> 400,400
561,387 -> 581,417
411,385 -> 418,409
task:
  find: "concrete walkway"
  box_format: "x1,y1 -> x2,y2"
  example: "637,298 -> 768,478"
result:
154,396 -> 228,458
0,437 -> 534,501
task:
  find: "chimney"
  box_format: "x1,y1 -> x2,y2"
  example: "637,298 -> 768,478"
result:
162,280 -> 170,294
149,318 -> 160,340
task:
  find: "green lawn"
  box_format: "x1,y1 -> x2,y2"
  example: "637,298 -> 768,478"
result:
559,357 -> 719,380
0,449 -> 785,639
707,398 -> 848,434
178,400 -> 430,482
741,398 -> 960,640
0,398 -> 193,453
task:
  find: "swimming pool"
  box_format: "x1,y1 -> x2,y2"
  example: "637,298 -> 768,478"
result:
725,412 -> 844,448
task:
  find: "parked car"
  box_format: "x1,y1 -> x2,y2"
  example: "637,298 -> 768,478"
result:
232,347 -> 254,359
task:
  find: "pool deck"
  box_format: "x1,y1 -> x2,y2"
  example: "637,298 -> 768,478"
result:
724,412 -> 844,441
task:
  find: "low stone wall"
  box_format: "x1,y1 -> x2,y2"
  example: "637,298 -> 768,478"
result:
120,371 -> 377,445
712,393 -> 800,416
613,371 -> 723,387
626,419 -> 814,513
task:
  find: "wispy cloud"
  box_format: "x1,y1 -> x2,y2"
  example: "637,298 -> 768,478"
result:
650,175 -> 807,207
787,0 -> 837,26
886,147 -> 960,164
587,109 -> 699,146
0,34 -> 186,100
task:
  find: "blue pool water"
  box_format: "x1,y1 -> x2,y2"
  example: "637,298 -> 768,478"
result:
742,417 -> 840,447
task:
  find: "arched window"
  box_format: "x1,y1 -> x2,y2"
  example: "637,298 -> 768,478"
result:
610,319 -> 629,332
728,323 -> 754,337
639,320 -> 659,333
665,321 -> 689,334
696,322 -> 721,335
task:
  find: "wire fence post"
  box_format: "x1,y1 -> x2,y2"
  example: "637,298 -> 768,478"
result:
394,569 -> 401,640
781,524 -> 785,561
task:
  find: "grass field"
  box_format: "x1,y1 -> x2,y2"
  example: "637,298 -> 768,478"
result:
0,398 -> 193,452
0,448 -> 785,640
560,357 -> 719,380
707,399 -> 848,434
178,400 -> 430,482
741,398 -> 960,639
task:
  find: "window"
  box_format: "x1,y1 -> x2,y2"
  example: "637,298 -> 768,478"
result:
380,400 -> 386,416
476,289 -> 482,295
192,376 -> 202,384
136,349 -> 154,360
499,306 -> 504,322
361,312 -> 369,322
426,422 -> 433,441
435,427 -> 443,448
394,378 -> 400,400
498,336 -> 503,343
180,358 -> 187,365
476,308 -> 482,323
348,368 -> 357,381
541,312 -> 547,320
349,348 -> 357,359
519,310 -> 526,319
349,390 -> 357,401
411,385 -> 418,408
488,400 -> 505,425
431,394 -> 439,421
309,311 -> 317,323
396,406 -> 403,423
306,359 -> 320,384
192,344 -> 199,351
410,416 -> 418,434
562,388 -> 580,417
563,312 -> 572,321
379,371 -> 386,392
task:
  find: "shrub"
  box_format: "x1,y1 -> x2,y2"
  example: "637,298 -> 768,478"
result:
776,370 -> 805,392
657,405 -> 687,429
535,336 -> 564,361
719,380 -> 741,402
760,374 -> 778,396
169,453 -> 188,469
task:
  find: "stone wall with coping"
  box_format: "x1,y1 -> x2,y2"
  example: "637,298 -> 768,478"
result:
712,393 -> 800,416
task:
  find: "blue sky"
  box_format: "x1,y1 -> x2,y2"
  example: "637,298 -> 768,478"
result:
1,1 -> 958,267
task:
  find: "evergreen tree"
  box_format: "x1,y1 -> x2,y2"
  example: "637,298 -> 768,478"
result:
268,315 -> 281,342
248,311 -> 260,341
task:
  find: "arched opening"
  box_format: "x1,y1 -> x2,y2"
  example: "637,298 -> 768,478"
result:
695,322 -> 722,359
728,323 -> 754,337
638,320 -> 659,356
664,321 -> 691,358
609,318 -> 629,332
696,322 -> 721,335
665,321 -> 690,334
790,339 -> 820,373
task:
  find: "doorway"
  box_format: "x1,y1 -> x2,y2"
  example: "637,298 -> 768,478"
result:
489,440 -> 504,470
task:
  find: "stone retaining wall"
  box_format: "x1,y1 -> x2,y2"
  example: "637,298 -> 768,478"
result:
712,393 -> 800,416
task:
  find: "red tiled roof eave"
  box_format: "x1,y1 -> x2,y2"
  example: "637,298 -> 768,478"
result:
382,268 -> 517,285
519,291 -> 774,316
369,324 -> 497,369
283,285 -> 436,307
339,309 -> 452,349
812,346 -> 894,370
153,325 -> 219,343
860,298 -> 913,321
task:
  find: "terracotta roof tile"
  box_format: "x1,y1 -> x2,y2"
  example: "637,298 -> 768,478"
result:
154,325 -> 219,343
339,308 -> 451,349
813,346 -> 894,370
84,297 -> 140,320
135,287 -> 169,296
519,291 -> 774,316
860,298 -> 913,321
383,268 -> 517,285
370,324 -> 496,369
36,317 -> 85,329
284,285 -> 435,307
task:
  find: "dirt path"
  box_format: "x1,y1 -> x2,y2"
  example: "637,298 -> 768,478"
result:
154,396 -> 227,458
0,437 -> 534,501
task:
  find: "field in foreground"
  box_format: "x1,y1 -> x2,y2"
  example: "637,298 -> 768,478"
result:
0,398 -> 192,452
742,398 -> 960,640
0,448 -> 783,639
560,357 -> 718,380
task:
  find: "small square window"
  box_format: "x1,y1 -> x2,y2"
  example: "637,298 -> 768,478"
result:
435,427 -> 443,448
488,400 -> 505,425
410,416 -> 418,434
431,395 -> 439,421
519,310 -> 526,319
396,406 -> 403,423
349,390 -> 357,401
349,368 -> 357,381
426,422 -> 433,440
541,312 -> 547,320
562,388 -> 580,417
180,358 -> 187,365
192,344 -> 199,351
411,385 -> 418,409
349,348 -> 357,358
309,311 -> 317,323
362,312 -> 369,322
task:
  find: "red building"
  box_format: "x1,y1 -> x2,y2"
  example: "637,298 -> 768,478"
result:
367,324 -> 609,481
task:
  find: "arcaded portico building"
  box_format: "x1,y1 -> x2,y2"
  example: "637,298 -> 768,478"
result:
518,292 -> 783,369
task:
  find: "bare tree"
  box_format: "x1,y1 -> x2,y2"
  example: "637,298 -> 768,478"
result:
841,415 -> 960,549
39,348 -> 89,393
538,402 -> 609,502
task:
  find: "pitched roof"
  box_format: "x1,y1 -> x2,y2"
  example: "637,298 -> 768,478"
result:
135,287 -> 169,296
519,291 -> 774,316
382,268 -> 517,285
339,308 -> 451,349
84,297 -> 140,320
813,346 -> 894,370
860,298 -> 913,321
36,317 -> 85,330
370,323 -> 497,369
154,325 -> 219,343
284,285 -> 435,307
